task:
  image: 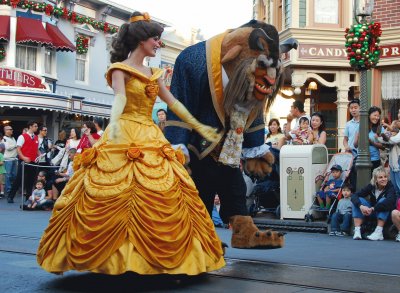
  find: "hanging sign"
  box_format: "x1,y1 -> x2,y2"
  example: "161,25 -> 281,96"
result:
0,67 -> 47,89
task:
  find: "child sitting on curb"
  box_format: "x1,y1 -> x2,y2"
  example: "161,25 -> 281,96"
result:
329,183 -> 353,236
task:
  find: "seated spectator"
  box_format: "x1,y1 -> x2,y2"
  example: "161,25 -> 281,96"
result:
52,148 -> 77,199
23,171 -> 54,210
156,109 -> 167,133
278,100 -> 310,148
381,109 -> 400,139
291,117 -> 313,145
94,117 -> 104,136
317,164 -> 343,209
310,112 -> 327,145
391,198 -> 400,242
265,118 -> 285,149
66,128 -> 81,150
77,121 -> 100,153
329,183 -> 353,236
25,180 -> 46,209
212,194 -> 224,228
351,166 -> 397,240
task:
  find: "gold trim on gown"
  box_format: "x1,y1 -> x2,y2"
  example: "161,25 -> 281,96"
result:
36,63 -> 225,275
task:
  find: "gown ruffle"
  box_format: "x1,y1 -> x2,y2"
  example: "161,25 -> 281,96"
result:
36,63 -> 225,275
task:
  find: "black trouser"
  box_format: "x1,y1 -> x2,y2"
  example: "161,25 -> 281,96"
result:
8,161 -> 37,200
190,154 -> 248,223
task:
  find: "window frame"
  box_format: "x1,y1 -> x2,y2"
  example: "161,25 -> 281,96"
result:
75,37 -> 90,83
309,0 -> 343,28
15,43 -> 38,72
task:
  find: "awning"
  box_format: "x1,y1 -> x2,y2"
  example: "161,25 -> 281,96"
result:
16,17 -> 53,45
46,24 -> 76,52
0,16 -> 10,41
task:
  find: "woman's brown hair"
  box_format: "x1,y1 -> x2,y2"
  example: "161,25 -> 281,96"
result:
110,12 -> 164,63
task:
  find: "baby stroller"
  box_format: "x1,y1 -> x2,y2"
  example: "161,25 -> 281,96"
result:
305,152 -> 354,222
247,146 -> 281,218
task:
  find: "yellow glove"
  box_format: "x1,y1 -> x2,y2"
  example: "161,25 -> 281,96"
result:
109,93 -> 127,140
169,100 -> 221,142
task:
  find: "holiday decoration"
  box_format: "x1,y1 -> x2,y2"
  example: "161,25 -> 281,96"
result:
0,0 -> 119,34
76,36 -> 89,54
0,45 -> 5,61
345,21 -> 382,70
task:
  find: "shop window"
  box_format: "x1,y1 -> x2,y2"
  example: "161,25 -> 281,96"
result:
299,0 -> 306,28
310,0 -> 342,28
44,48 -> 54,75
15,44 -> 37,71
75,52 -> 88,82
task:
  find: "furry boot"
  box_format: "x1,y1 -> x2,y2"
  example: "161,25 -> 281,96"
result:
230,215 -> 285,249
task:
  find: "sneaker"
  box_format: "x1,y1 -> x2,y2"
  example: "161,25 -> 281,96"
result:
335,231 -> 348,237
329,231 -> 336,236
395,233 -> 400,242
367,231 -> 384,241
353,229 -> 362,240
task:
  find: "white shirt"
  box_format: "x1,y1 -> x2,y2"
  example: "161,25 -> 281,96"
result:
2,136 -> 17,160
16,131 -> 36,147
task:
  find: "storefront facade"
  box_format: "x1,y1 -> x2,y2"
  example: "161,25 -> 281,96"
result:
255,0 -> 400,154
0,0 -> 191,140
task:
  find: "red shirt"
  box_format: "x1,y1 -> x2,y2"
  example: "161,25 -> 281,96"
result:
20,133 -> 39,162
77,133 -> 100,152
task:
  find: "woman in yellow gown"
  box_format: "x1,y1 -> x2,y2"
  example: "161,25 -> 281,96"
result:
37,12 -> 225,275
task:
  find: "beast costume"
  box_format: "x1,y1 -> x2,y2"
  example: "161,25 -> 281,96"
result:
166,20 -> 297,249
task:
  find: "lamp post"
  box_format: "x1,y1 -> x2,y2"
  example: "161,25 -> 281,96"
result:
354,0 -> 374,190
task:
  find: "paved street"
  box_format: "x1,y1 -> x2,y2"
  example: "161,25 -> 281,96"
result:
1,197 -> 399,292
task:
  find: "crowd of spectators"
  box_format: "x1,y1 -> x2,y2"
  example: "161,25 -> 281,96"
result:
0,119 -> 104,210
257,99 -> 400,242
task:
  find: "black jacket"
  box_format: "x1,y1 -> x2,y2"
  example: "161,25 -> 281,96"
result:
351,181 -> 398,213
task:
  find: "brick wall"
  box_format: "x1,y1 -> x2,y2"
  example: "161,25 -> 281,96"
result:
373,0 -> 400,28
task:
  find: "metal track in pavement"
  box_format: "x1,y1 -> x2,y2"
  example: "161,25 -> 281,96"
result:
0,233 -> 398,293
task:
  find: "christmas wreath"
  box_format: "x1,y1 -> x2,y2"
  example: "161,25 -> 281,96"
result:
76,36 -> 89,54
0,45 -> 5,61
345,22 -> 382,71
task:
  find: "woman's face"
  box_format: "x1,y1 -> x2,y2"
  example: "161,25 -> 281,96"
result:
376,172 -> 388,188
141,36 -> 161,57
269,121 -> 279,134
311,116 -> 322,130
369,110 -> 380,125
70,129 -> 76,139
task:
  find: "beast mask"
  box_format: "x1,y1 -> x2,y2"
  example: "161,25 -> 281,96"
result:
221,20 -> 297,118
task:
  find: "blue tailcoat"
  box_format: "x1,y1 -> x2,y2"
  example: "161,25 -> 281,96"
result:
165,41 -> 265,160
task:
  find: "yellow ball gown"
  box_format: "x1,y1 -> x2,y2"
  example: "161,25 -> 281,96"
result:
36,63 -> 225,275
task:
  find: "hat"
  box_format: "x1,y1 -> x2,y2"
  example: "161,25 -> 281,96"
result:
330,164 -> 342,172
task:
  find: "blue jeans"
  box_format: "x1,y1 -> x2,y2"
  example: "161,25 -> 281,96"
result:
4,160 -> 18,194
352,198 -> 390,221
330,212 -> 352,233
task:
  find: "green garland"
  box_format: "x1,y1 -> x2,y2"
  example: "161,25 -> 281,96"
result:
0,0 -> 119,34
76,36 -> 89,54
345,22 -> 382,70
0,45 -> 5,61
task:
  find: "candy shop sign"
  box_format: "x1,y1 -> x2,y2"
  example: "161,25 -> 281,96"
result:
299,44 -> 400,60
0,67 -> 46,89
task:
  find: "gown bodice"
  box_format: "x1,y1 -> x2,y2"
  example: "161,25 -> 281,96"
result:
106,62 -> 164,125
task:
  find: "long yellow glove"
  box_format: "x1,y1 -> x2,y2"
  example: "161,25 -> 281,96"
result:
109,93 -> 127,140
169,100 -> 221,142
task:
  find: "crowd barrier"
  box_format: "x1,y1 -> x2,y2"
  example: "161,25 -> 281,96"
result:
20,162 -> 61,211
